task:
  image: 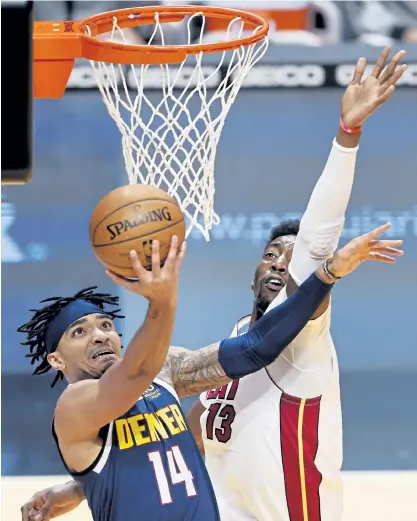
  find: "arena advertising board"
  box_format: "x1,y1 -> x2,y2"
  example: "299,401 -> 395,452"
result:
67,61 -> 417,90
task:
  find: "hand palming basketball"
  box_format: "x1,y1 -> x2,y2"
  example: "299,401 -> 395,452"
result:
90,185 -> 186,278
106,235 -> 186,303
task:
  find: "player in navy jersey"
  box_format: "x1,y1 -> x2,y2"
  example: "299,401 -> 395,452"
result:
20,225 -> 403,521
19,234 -> 337,521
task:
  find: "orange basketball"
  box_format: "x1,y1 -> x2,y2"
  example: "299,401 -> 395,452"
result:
90,185 -> 186,278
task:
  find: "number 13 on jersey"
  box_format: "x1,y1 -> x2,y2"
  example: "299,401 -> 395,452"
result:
148,446 -> 197,504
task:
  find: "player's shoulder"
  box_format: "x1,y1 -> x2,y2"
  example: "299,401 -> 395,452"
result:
57,379 -> 96,400
55,380 -> 97,423
53,380 -> 100,445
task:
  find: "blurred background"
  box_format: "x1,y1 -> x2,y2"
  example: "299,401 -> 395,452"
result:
2,1 -> 417,520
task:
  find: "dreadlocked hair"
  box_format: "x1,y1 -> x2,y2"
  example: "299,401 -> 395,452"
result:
17,286 -> 125,388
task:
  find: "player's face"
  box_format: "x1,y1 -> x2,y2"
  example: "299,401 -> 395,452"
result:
252,235 -> 296,314
48,313 -> 122,381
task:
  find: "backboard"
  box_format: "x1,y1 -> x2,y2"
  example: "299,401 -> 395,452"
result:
1,1 -> 33,184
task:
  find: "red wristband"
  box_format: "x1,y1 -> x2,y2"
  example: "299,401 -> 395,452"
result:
339,118 -> 362,134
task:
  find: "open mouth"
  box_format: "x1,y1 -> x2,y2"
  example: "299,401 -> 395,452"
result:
264,276 -> 285,291
92,349 -> 116,360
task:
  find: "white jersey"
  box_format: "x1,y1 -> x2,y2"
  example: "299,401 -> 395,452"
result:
200,300 -> 343,521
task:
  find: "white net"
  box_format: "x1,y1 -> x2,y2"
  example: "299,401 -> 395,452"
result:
86,11 -> 268,240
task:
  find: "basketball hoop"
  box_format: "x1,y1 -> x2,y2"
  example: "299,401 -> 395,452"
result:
34,5 -> 269,239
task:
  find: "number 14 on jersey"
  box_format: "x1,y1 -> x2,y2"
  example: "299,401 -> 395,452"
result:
148,446 -> 197,505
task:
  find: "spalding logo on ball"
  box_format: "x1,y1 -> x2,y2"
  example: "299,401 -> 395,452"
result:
105,204 -> 174,242
90,185 -> 186,278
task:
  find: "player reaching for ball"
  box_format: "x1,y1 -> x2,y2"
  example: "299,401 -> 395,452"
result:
21,47 -> 407,521
18,231 -> 335,521
20,227 -> 403,521
90,185 -> 187,278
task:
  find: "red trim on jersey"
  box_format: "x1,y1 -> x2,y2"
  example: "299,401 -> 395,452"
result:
280,393 -> 322,521
303,396 -> 322,520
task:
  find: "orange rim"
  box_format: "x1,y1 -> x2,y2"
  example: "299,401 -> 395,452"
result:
33,5 -> 269,99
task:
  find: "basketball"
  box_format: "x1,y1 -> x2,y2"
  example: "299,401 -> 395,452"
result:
90,185 -> 186,278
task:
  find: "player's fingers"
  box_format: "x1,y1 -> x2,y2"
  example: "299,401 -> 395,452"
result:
374,85 -> 396,107
130,250 -> 148,280
350,57 -> 366,85
388,64 -> 407,87
36,505 -> 52,521
365,222 -> 392,240
368,239 -> 403,249
174,241 -> 187,275
379,50 -> 406,84
162,235 -> 179,273
105,270 -> 135,290
21,503 -> 31,521
371,46 -> 391,78
370,247 -> 404,257
29,507 -> 47,521
22,506 -> 45,521
365,252 -> 397,263
150,240 -> 161,277
379,64 -> 407,93
21,497 -> 39,521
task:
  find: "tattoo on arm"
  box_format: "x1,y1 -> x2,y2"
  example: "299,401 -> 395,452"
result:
157,356 -> 175,389
166,344 -> 230,398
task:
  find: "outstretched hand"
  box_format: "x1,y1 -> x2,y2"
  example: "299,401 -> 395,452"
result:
106,235 -> 186,303
341,47 -> 407,129
327,223 -> 404,279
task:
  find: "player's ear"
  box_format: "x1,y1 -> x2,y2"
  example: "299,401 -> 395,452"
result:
251,281 -> 254,291
47,351 -> 65,371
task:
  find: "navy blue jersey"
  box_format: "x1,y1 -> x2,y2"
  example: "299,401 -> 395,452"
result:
53,378 -> 220,521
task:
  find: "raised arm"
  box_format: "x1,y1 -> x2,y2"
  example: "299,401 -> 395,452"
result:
285,47 -> 407,318
55,237 -> 185,443
161,267 -> 333,397
160,224 -> 403,398
21,227 -> 403,521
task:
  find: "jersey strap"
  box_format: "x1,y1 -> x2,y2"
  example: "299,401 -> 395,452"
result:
236,315 -> 250,336
51,418 -> 112,476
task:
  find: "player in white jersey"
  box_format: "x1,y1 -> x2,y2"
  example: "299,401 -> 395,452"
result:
21,47 -> 406,521
20,223 -> 405,521
198,242 -> 342,521
191,47 -> 408,521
